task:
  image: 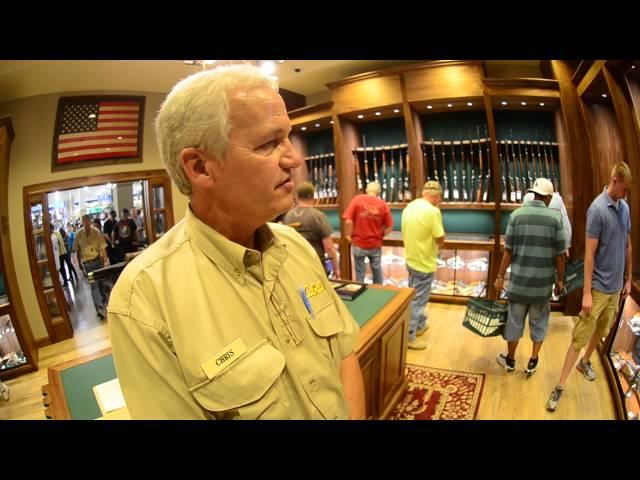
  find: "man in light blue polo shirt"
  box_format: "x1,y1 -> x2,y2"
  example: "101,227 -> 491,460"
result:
547,162 -> 633,412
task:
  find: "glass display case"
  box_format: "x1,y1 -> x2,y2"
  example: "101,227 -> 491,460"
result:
0,313 -> 27,372
605,290 -> 640,420
347,232 -> 491,298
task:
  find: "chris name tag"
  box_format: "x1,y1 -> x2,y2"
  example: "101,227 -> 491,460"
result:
201,337 -> 247,379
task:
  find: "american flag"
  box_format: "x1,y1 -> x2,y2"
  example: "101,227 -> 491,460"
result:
55,99 -> 142,164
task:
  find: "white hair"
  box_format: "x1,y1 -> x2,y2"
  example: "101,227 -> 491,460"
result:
155,64 -> 279,196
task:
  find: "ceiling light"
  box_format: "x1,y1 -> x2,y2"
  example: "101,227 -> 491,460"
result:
467,102 -> 473,106
260,61 -> 276,76
427,105 -> 433,110
393,108 -> 400,113
521,101 -> 527,106
277,60 -> 286,64
117,136 -> 123,140
501,101 -> 508,105
202,60 -> 216,65
357,114 -> 364,119
447,104 -> 453,108
539,102 -> 545,106
330,120 -> 334,124
315,123 -> 321,127
88,114 -> 96,119
301,126 -> 307,131
83,186 -> 89,191
601,93 -> 608,98
375,112 -> 381,116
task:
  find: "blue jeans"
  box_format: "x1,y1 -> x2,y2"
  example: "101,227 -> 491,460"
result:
83,258 -> 106,310
407,266 -> 434,341
352,246 -> 383,284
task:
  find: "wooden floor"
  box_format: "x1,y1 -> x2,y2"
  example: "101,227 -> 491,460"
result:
0,301 -> 617,420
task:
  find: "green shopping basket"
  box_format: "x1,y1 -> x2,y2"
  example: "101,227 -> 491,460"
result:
558,260 -> 584,297
462,288 -> 508,338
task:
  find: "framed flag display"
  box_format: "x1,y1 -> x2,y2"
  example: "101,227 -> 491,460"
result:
51,95 -> 145,171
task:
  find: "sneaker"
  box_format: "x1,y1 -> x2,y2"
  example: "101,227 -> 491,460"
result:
496,353 -> 515,372
577,359 -> 596,381
525,357 -> 539,376
546,385 -> 564,411
416,325 -> 429,337
407,338 -> 428,350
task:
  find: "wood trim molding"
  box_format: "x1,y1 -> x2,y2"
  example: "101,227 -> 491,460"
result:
288,102 -> 333,119
577,61 -> 606,97
327,61 -> 484,90
484,78 -> 560,91
24,169 -> 169,196
572,60 -> 595,86
35,337 -> 53,349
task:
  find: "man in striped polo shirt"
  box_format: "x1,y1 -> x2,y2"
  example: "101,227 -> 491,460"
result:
494,178 -> 567,375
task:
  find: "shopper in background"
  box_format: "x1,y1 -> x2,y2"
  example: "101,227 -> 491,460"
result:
343,181 -> 393,284
103,210 -> 121,264
114,208 -> 138,256
283,182 -> 340,278
108,64 -> 364,419
523,188 -> 572,257
494,178 -> 566,376
133,208 -> 147,246
75,215 -> 109,319
547,162 -> 633,412
401,181 -> 445,350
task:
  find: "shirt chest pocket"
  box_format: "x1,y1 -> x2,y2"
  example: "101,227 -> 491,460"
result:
307,295 -> 344,338
189,340 -> 290,420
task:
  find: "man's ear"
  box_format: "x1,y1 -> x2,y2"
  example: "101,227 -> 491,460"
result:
180,148 -> 220,188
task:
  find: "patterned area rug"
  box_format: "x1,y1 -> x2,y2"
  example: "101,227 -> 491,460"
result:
390,364 -> 485,420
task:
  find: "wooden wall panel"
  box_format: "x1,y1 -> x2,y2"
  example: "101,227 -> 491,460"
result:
330,76 -> 403,115
404,63 -> 484,102
289,103 -> 333,127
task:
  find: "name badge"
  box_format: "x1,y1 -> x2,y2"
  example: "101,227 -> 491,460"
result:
201,337 -> 247,379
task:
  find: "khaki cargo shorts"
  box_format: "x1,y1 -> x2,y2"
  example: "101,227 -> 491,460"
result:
571,289 -> 621,350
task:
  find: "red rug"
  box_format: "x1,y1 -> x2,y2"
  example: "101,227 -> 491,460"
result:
390,364 -> 485,420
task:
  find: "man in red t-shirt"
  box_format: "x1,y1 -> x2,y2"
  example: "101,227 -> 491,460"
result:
343,182 -> 393,284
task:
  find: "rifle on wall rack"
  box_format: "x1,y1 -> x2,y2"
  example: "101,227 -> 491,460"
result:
540,136 -> 550,181
380,148 -> 388,201
460,137 -> 468,202
498,147 -> 507,202
511,130 -> 526,197
468,133 -> 476,202
431,139 -> 439,184
389,146 -> 397,202
508,137 -> 521,202
504,141 -> 516,203
520,139 -> 533,190
372,147 -> 379,186
422,143 -> 429,182
397,147 -> 405,203
403,147 -> 412,201
441,139 -> 449,201
354,150 -> 363,193
547,131 -> 558,192
450,140 -> 459,201
475,127 -> 483,203
482,126 -> 491,202
534,134 -> 545,179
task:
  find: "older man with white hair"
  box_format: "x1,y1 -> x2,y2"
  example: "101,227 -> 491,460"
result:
108,65 -> 365,420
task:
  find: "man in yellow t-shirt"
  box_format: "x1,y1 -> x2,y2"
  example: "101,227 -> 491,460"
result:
401,181 -> 445,350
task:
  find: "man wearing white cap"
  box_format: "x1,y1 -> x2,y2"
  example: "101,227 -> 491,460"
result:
494,178 -> 567,376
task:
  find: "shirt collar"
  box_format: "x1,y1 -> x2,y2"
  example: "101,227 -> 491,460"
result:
603,187 -> 619,209
527,199 -> 547,208
184,206 -> 287,285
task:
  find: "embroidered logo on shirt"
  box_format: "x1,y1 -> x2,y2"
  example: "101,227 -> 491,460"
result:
304,280 -> 325,299
201,337 -> 247,379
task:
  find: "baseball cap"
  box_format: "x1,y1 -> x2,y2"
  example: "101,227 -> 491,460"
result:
528,178 -> 554,197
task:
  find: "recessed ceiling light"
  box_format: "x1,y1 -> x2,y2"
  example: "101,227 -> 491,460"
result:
601,93 -> 608,98
117,136 -> 123,140
301,126 -> 307,131
467,102 -> 473,107
330,120 -> 334,124
315,123 -> 321,127
539,102 -> 545,106
202,60 -> 216,65
632,65 -> 636,69
447,103 -> 453,108
260,61 -> 276,76
277,60 -> 286,64
357,114 -> 364,119
521,101 -> 527,106
393,108 -> 400,113
427,105 -> 433,110
501,101 -> 508,105
375,112 -> 381,116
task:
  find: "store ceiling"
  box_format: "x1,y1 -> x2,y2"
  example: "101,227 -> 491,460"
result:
0,60 -> 542,105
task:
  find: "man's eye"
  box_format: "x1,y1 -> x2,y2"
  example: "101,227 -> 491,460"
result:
258,139 -> 278,151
